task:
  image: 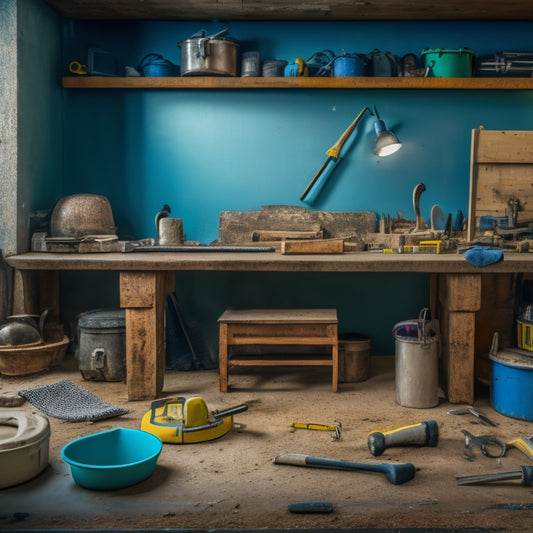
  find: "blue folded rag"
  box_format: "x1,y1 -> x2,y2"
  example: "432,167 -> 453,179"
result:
463,246 -> 503,267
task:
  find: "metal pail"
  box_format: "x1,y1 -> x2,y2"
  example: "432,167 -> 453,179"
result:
76,309 -> 125,382
395,335 -> 439,408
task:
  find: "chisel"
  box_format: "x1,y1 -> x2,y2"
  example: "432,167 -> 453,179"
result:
456,465 -> 533,486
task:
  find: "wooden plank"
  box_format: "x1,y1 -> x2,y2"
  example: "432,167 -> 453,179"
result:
470,164 -> 533,219
45,0 -> 533,22
228,336 -> 339,345
467,128 -> 533,241
446,274 -> 482,312
446,311 -> 476,404
474,274 -> 517,384
62,76 -> 533,91
219,308 -> 338,323
10,250 -> 533,275
467,127 -> 480,242
229,357 -> 334,366
251,230 -> 323,242
219,323 -> 229,392
227,323 -> 336,338
281,239 -> 344,254
475,130 -> 533,163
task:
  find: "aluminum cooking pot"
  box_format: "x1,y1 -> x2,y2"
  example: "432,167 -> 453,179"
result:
178,28 -> 238,76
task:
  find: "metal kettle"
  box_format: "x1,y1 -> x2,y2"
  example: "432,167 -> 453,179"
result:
0,310 -> 48,346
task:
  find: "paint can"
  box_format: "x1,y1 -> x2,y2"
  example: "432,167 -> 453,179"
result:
241,51 -> 260,77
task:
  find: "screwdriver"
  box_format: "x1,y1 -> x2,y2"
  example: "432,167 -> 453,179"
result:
456,465 -> 533,486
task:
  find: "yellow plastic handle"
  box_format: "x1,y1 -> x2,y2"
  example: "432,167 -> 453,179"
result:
69,61 -> 87,75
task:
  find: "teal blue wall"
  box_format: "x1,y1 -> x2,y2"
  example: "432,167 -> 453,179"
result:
56,19 -> 533,363
19,0 -> 62,230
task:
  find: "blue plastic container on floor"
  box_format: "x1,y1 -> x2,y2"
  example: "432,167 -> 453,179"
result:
489,348 -> 533,421
61,427 -> 162,490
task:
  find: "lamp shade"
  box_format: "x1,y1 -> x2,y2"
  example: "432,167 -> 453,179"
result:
374,119 -> 402,156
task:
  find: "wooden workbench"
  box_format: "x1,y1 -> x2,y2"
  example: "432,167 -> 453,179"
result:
6,251 -> 531,402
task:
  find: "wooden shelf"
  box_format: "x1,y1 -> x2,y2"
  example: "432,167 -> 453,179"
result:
63,76 -> 533,90
44,0 -> 533,22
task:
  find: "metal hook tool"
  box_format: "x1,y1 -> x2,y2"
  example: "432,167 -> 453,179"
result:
461,430 -> 506,458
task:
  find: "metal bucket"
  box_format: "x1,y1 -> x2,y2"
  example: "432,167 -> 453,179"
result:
178,28 -> 238,77
393,310 -> 440,408
76,309 -> 125,382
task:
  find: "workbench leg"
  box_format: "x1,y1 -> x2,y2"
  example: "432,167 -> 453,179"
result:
12,269 -> 64,342
39,271 -> 65,342
331,340 -> 338,393
12,269 -> 37,315
120,271 -> 175,401
219,323 -> 229,392
440,273 -> 482,404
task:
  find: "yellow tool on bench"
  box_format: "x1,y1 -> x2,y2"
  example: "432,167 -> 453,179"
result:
141,397 -> 248,444
508,437 -> 533,462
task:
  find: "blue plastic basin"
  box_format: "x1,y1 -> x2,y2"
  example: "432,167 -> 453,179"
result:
61,427 -> 162,490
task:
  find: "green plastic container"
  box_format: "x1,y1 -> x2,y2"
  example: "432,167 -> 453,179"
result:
421,48 -> 474,77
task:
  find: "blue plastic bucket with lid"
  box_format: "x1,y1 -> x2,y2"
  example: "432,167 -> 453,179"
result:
490,347 -> 533,421
333,54 -> 365,76
421,48 -> 474,77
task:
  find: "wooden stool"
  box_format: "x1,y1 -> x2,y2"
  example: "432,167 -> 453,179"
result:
218,308 -> 338,392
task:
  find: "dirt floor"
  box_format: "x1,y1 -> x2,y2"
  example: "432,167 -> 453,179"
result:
1,354 -> 533,532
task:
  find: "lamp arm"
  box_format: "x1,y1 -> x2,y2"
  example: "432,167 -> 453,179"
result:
325,106 -> 372,158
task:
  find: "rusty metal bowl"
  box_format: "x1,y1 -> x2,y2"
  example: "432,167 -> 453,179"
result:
50,194 -> 116,238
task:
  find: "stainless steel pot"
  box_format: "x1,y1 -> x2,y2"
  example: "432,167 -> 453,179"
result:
178,28 -> 238,76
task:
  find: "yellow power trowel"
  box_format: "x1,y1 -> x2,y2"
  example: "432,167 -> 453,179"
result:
141,397 -> 248,444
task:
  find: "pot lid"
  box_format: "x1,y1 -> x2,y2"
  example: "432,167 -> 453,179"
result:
78,308 -> 125,329
0,409 -> 50,450
489,347 -> 533,369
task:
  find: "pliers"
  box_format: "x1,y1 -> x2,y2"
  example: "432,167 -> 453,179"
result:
447,406 -> 497,427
